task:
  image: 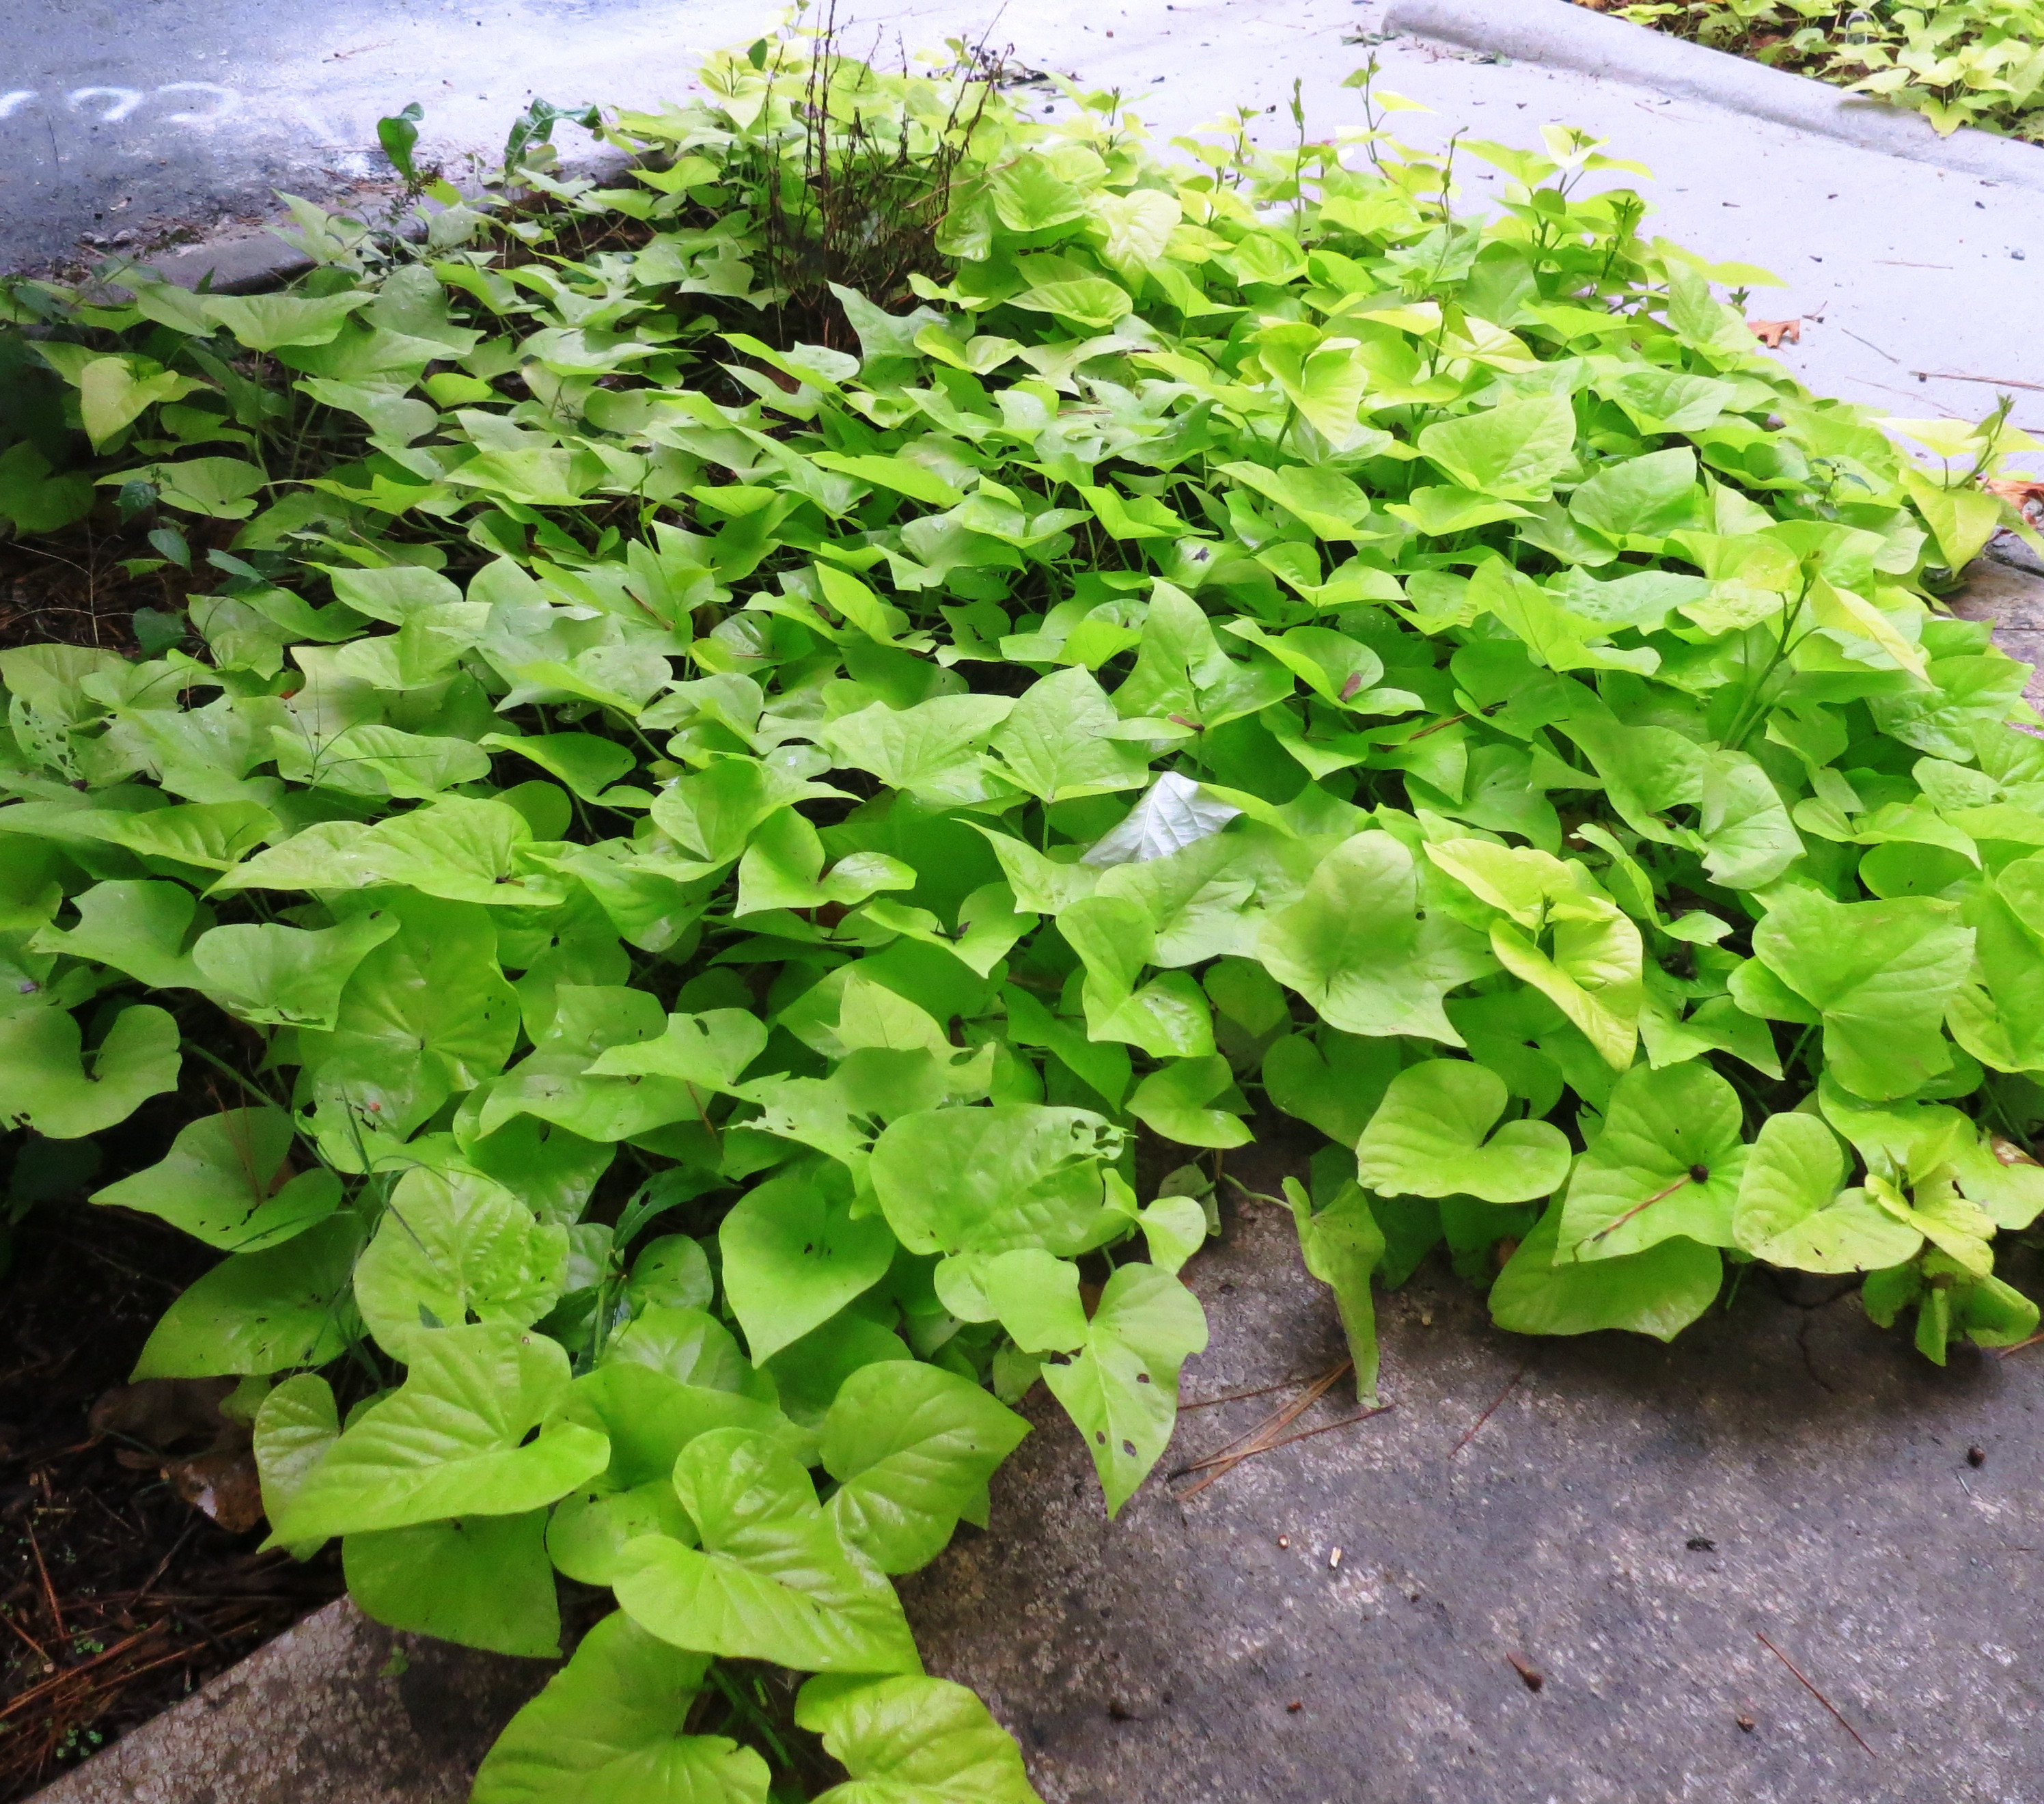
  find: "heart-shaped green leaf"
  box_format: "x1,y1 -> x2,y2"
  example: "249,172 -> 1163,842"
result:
91,1106 -> 340,1251
273,1325 -> 607,1541
611,1427 -> 920,1673
472,1611 -> 766,1804
1356,1061 -> 1571,1204
796,1672 -> 1044,1804
1733,1112 -> 1924,1272
1558,1063 -> 1750,1260
820,1361 -> 1030,1574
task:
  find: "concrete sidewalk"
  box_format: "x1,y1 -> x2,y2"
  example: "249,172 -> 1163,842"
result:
900,1143 -> 2044,1804
3,0 -> 2039,452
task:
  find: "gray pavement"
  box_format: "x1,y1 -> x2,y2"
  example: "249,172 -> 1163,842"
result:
903,1133 -> 2044,1803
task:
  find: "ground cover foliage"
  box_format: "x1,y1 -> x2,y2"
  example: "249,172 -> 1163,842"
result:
3,25 -> 2044,1796
1579,0 -> 2044,142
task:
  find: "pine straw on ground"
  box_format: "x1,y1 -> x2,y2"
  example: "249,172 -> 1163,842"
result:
0,1194 -> 343,1798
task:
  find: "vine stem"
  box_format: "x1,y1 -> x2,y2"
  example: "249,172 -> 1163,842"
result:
180,1039 -> 277,1107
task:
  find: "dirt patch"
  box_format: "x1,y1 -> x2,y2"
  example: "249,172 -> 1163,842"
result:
0,1177 -> 344,1799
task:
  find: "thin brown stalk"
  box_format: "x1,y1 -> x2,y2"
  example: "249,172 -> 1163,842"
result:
1585,1172 -> 1694,1244
1911,370 -> 2044,392
1448,1362 -> 1531,1459
0,1625 -> 164,1723
1180,1373 -> 1321,1412
1179,1404 -> 1397,1475
1756,1630 -> 1873,1755
1174,1359 -> 1351,1498
26,1521 -> 65,1642
0,1608 -> 53,1666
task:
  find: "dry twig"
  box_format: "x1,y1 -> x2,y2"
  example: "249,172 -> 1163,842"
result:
1448,1363 -> 1531,1459
1756,1630 -> 1873,1755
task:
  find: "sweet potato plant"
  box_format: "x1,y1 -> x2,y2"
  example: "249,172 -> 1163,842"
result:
2,31 -> 2042,1797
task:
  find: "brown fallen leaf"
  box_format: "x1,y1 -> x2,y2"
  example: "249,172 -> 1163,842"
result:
1748,319 -> 1801,348
1985,478 -> 2044,528
89,1378 -> 238,1453
165,1449 -> 266,1534
1507,1652 -> 1545,1693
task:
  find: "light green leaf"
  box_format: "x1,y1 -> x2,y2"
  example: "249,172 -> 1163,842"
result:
79,799 -> 277,869
1752,888 -> 1972,1101
990,154 -> 1090,232
471,1611 -> 766,1804
547,1363 -> 804,1586
1262,1030 -> 1402,1146
1418,394 -> 1576,497
611,1427 -> 920,1673
589,1008 -> 769,1093
1127,1054 -> 1252,1148
345,1511 -> 560,1658
1355,1061 -> 1572,1204
820,1361 -> 1030,1574
1283,1177 -> 1385,1402
482,732 -> 637,802
1041,1263 -> 1207,1516
1697,750 -> 1801,890
134,1213 -> 364,1378
91,1106 -> 341,1251
142,456 -> 271,519
1490,1205 -> 1721,1341
1733,1112 -> 1924,1273
822,696 -> 1014,801
1138,1193 -> 1209,1275
272,1325 -> 608,1541
719,1166 -> 898,1363
0,1002 -> 181,1140
1091,188 -> 1181,279
359,795 -> 568,908
1258,832 -> 1493,1045
811,452 -> 965,508
296,892 -> 521,1095
353,1166 -> 570,1359
1061,894 -> 1217,1058
987,666 -> 1152,801
1256,328 -> 1370,445
1556,1063 -> 1749,1259
935,1248 -> 1089,1354
870,1106 -> 1121,1257
1868,1172 -> 1996,1278
1218,462 -> 1375,541
1569,447 -> 1700,540
191,911 -> 399,1030
735,807 -> 915,916
797,1672 -> 1044,1804
205,291 -> 374,351
29,880 -> 202,989
253,1374 -> 339,1555
75,356 -> 203,452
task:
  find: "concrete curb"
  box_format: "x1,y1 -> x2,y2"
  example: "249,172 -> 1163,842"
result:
29,1599 -> 549,1804
1382,0 -> 2044,194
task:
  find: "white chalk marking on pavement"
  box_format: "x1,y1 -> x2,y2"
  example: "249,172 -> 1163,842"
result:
67,86 -> 147,122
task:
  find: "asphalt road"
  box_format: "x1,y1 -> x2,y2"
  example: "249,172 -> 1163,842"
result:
0,0 -> 734,273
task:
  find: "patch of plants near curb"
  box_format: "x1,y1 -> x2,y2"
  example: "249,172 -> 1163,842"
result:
4,29 -> 2044,1798
1576,0 -> 2044,143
